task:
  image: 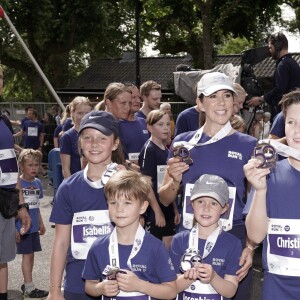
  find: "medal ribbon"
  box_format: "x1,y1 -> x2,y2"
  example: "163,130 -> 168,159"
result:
109,224 -> 145,270
188,222 -> 222,260
173,121 -> 233,151
268,139 -> 300,161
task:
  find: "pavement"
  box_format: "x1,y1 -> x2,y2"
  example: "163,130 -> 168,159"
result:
7,176 -> 264,299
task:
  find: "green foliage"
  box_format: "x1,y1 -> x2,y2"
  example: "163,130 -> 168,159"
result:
218,36 -> 255,55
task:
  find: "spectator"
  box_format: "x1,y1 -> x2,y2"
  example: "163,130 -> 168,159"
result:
16,149 -> 48,299
42,112 -> 56,164
248,32 -> 300,118
174,105 -> 200,136
233,83 -> 247,115
262,111 -> 272,139
136,80 -> 161,119
59,96 -> 92,179
0,64 -> 31,300
104,82 -> 131,120
119,83 -> 149,163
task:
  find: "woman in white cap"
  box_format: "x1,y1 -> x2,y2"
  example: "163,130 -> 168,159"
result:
159,72 -> 257,300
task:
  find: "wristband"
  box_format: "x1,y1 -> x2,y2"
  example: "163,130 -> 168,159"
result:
18,203 -> 29,211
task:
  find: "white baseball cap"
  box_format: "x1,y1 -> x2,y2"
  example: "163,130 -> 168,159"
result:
197,72 -> 236,97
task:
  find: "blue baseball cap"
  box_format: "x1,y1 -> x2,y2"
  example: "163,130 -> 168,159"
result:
79,111 -> 119,136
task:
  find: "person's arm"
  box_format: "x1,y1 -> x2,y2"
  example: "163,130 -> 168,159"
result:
60,153 -> 71,179
38,210 -> 46,235
53,137 -> 59,148
16,176 -> 31,234
38,132 -> 45,151
244,158 -> 270,243
148,187 -> 165,227
48,224 -> 71,300
116,271 -> 177,299
13,130 -> 24,138
158,157 -> 189,206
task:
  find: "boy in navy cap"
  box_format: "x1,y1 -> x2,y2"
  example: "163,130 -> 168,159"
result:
170,174 -> 242,300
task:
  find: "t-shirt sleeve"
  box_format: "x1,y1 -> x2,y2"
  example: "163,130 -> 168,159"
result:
224,237 -> 243,276
82,240 -> 103,281
59,133 -> 72,155
169,233 -> 185,274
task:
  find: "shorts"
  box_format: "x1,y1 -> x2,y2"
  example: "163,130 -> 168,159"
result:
0,214 -> 16,263
16,231 -> 42,254
146,219 -> 176,240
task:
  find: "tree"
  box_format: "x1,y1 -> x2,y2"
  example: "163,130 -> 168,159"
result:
0,0 -> 132,101
138,0 -> 283,68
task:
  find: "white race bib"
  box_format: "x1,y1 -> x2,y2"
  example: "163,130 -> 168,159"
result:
71,210 -> 113,259
267,218 -> 300,277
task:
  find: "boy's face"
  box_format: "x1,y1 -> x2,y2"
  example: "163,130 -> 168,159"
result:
21,158 -> 40,181
107,196 -> 148,229
191,196 -> 227,229
285,103 -> 300,152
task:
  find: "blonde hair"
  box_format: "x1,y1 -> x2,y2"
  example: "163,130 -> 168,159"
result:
94,100 -> 106,111
146,109 -> 168,126
18,149 -> 42,166
104,83 -> 131,103
233,83 -> 247,96
104,170 -> 151,203
140,80 -> 161,97
230,115 -> 246,133
69,96 -> 92,122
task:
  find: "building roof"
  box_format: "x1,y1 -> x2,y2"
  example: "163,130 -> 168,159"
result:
60,53 -> 300,96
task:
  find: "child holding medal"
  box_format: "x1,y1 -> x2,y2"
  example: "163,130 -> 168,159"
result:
83,170 -> 177,299
48,111 -> 124,300
159,72 -> 257,300
170,174 -> 242,300
244,89 -> 300,299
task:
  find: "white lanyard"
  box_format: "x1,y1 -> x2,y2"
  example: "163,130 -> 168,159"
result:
109,224 -> 145,270
269,139 -> 300,161
188,222 -> 222,260
83,162 -> 117,189
173,121 -> 233,151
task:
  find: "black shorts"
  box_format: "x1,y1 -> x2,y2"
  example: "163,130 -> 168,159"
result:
146,219 -> 176,240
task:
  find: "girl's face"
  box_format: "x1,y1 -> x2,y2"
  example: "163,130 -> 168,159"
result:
147,114 -> 170,142
106,91 -> 132,120
80,128 -> 119,165
72,103 -> 92,127
21,158 -> 40,181
285,103 -> 300,152
192,197 -> 227,229
198,90 -> 234,127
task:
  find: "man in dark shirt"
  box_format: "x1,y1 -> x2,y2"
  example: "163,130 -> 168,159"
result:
248,32 -> 300,117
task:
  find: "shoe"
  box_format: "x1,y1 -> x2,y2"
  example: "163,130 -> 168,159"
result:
21,284 -> 49,299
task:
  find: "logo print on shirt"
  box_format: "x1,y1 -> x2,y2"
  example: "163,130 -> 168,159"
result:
227,151 -> 242,160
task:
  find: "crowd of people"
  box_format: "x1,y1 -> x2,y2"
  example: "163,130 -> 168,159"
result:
0,31 -> 300,300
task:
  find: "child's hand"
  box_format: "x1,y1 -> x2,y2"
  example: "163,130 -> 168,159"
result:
39,222 -> 46,235
243,158 -> 270,191
15,231 -> 21,243
99,279 -> 119,297
174,210 -> 181,225
183,267 -> 198,281
116,270 -> 141,293
154,210 -> 166,227
196,263 -> 216,284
